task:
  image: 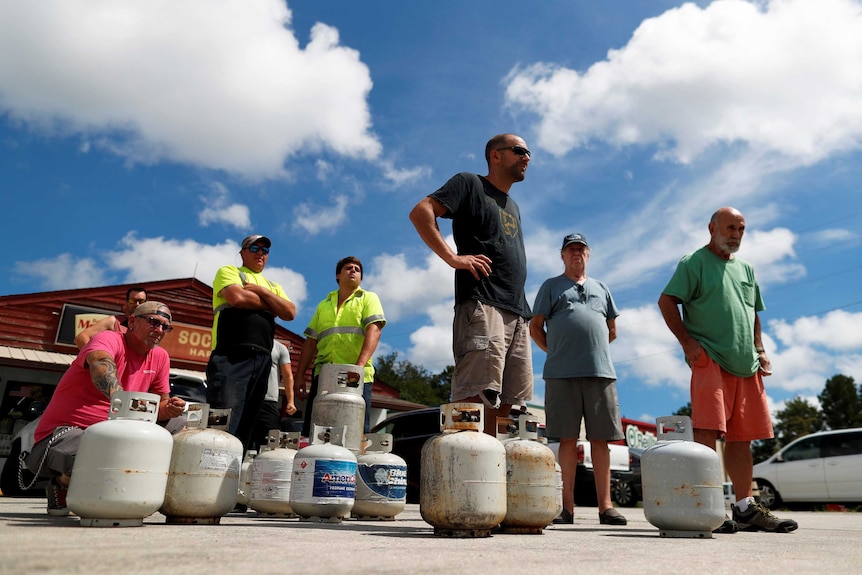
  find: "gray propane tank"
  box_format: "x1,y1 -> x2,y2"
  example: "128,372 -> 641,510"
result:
249,430 -> 301,517
351,433 -> 407,520
67,391 -> 173,527
161,404 -> 244,524
290,425 -> 357,523
310,363 -> 366,453
420,403 -> 507,538
641,415 -> 726,538
497,414 -> 559,534
236,449 -> 257,507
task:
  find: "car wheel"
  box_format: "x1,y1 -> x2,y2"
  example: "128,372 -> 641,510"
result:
756,480 -> 781,510
613,480 -> 638,507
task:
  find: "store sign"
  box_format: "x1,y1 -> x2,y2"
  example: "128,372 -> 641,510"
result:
56,303 -> 211,364
159,324 -> 212,364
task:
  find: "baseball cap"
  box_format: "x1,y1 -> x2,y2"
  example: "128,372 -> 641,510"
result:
561,233 -> 589,249
132,301 -> 172,322
241,234 -> 272,249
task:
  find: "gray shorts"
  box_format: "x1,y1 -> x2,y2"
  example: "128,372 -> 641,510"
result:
25,415 -> 187,478
451,300 -> 533,405
544,377 -> 623,441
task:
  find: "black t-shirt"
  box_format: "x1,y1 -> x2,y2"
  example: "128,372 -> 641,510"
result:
214,308 -> 275,354
430,172 -> 530,317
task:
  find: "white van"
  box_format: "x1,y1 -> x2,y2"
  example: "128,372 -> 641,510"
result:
753,427 -> 862,509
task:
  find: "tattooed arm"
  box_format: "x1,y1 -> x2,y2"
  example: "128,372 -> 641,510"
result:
86,350 -> 123,399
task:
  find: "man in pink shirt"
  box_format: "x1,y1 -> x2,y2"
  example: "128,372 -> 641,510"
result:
26,301 -> 185,516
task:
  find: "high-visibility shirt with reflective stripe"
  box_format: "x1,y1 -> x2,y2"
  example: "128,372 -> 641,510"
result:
304,288 -> 385,383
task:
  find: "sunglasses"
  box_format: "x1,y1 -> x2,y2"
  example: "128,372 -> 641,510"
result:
248,245 -> 270,255
495,145 -> 531,158
128,298 -> 147,305
139,316 -> 174,333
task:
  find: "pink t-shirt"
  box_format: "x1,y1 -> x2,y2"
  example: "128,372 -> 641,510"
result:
35,331 -> 171,442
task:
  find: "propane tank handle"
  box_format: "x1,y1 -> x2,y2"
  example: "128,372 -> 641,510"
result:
184,403 -> 208,429
655,415 -> 694,442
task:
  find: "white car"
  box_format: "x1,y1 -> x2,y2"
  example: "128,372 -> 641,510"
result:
753,427 -> 862,509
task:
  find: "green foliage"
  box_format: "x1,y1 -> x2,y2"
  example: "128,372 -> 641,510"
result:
772,396 -> 823,445
818,374 -> 862,430
673,402 -> 692,417
374,352 -> 451,406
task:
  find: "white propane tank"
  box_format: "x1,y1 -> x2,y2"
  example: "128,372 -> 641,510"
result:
351,433 -> 407,520
67,391 -> 174,527
249,430 -> 301,517
420,403 -> 507,537
497,415 -> 558,534
160,404 -> 243,524
236,449 -> 257,507
641,415 -> 726,538
311,364 -> 366,453
290,425 -> 357,523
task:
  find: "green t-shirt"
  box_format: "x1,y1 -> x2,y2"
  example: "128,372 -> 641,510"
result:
662,247 -> 764,377
304,288 -> 386,383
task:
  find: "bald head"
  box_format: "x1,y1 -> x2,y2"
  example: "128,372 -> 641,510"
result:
708,207 -> 746,258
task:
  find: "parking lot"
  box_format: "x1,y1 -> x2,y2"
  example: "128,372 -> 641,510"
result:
2,497 -> 861,575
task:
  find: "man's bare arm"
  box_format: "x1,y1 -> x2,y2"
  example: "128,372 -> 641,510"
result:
74,315 -> 119,349
86,350 -> 122,399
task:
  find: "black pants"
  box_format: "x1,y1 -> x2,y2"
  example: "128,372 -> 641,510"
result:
206,350 -> 271,451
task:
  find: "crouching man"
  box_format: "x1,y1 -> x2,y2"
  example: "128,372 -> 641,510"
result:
25,301 -> 186,516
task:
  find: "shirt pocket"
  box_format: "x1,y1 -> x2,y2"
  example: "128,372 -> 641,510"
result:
739,281 -> 755,307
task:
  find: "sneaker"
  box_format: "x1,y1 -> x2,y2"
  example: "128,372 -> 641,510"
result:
479,389 -> 501,410
598,507 -> 627,526
732,502 -> 798,533
713,515 -> 739,534
552,509 -> 574,524
46,480 -> 69,517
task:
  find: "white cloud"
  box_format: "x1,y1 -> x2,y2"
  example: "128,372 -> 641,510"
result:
770,310 -> 862,352
505,0 -> 862,165
364,249 -> 454,321
378,160 -> 433,188
292,194 -> 350,235
14,253 -> 107,290
613,304 -> 690,389
405,303 -> 454,372
0,1 -> 380,179
198,182 -> 251,229
14,233 -> 308,310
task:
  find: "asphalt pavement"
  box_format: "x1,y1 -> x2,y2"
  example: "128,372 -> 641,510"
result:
1,497 -> 861,575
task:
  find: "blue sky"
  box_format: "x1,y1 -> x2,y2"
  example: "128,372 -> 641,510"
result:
2,0 -> 861,424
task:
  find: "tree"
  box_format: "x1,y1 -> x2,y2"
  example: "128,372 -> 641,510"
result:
673,402 -> 692,417
772,396 -> 823,446
374,352 -> 451,406
818,374 -> 862,430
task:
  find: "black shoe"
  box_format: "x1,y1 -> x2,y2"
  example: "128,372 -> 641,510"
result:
713,515 -> 739,534
732,502 -> 798,533
552,509 -> 574,524
46,480 -> 69,517
598,508 -> 627,526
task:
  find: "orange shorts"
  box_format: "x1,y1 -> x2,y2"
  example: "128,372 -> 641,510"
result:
690,352 -> 774,442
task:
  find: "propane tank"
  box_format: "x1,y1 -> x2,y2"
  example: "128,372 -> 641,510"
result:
249,430 -> 301,517
420,403 -> 507,537
236,449 -> 257,507
290,425 -> 357,523
497,415 -> 559,534
67,391 -> 174,527
160,405 -> 243,524
351,433 -> 407,520
311,364 -> 365,453
641,416 -> 725,538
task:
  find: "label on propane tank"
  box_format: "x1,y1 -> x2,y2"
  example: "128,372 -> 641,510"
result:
357,464 -> 407,500
293,459 -> 356,501
200,448 -> 241,473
